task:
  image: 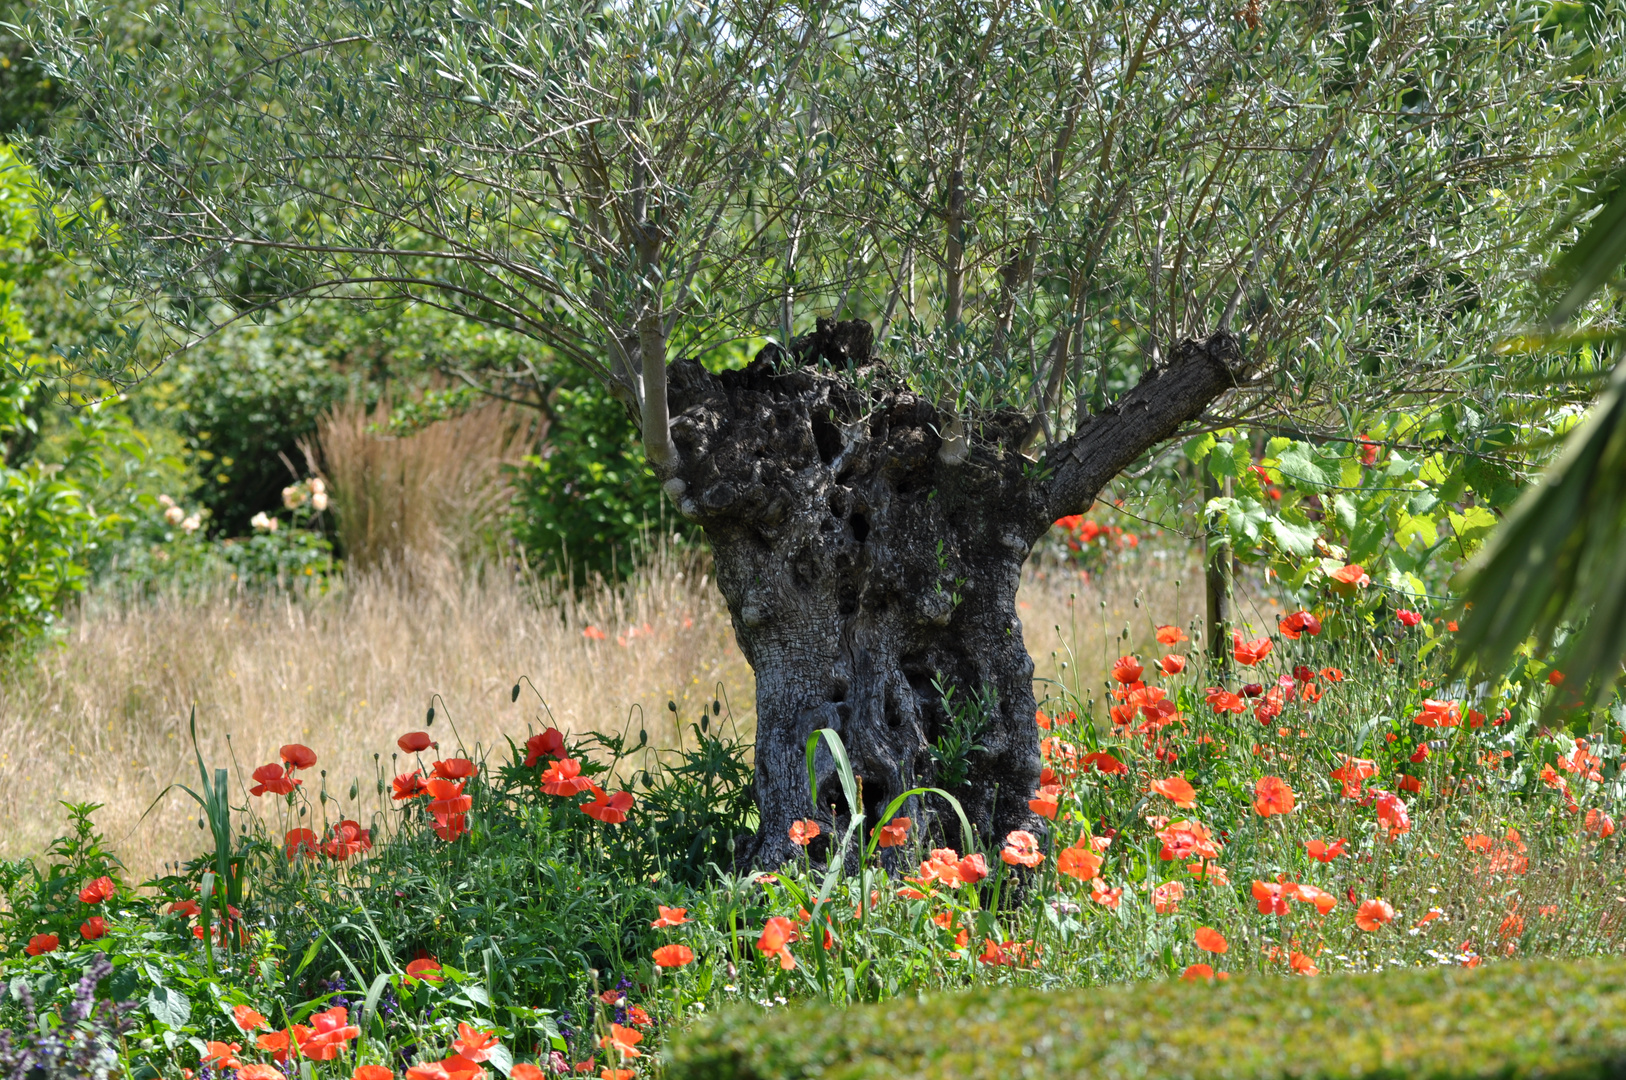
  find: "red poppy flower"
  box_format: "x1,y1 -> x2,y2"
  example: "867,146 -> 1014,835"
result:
393,772 -> 427,800
788,819 -> 821,846
1158,654 -> 1187,675
299,1006 -> 361,1060
1251,878 -> 1290,916
1151,881 -> 1185,913
280,744 -> 318,770
1355,899 -> 1395,931
1289,951 -> 1319,976
1028,786 -> 1060,819
1278,611 -> 1322,639
600,1071 -> 634,1080
1151,775 -> 1197,808
1413,699 -> 1460,728
404,1064 -> 450,1080
1194,927 -> 1228,954
398,732 -> 433,754
1111,656 -> 1145,685
439,1054 -> 486,1080
452,1024 -> 500,1063
582,626 -> 607,641
540,758 -> 594,796
25,933 -> 58,955
1586,809 -> 1617,838
354,1067 -> 396,1080
202,1042 -> 243,1070
250,763 -> 301,797
79,876 -> 115,905
168,899 -> 201,917
1090,881 -> 1124,908
285,829 -> 321,859
1395,609 -> 1422,628
1305,838 -> 1347,863
1187,861 -> 1230,885
1231,631 -> 1272,666
874,817 -> 910,848
1081,750 -> 1128,775
651,905 -> 690,928
1157,819 -> 1223,862
1328,563 -> 1370,593
1320,667 -> 1345,684
1156,625 -> 1188,645
1374,791 -> 1411,838
1181,962 -> 1224,982
1000,830 -> 1044,867
957,852 -> 989,883
404,957 -> 444,984
524,729 -> 567,766
432,758 -> 479,781
323,819 -> 372,860
1056,840 -> 1103,881
756,917 -> 798,969
652,943 -> 695,968
1397,774 -> 1422,794
233,1005 -> 269,1031
425,777 -> 473,817
1205,688 -> 1245,714
433,814 -> 469,842
241,1066 -> 287,1080
1329,756 -> 1378,799
581,788 -> 635,824
1548,670 -> 1565,685
257,1027 -> 313,1065
1253,776 -> 1295,817
79,916 -> 107,941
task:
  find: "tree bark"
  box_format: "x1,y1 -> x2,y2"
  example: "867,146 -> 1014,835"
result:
661,320 -> 1246,868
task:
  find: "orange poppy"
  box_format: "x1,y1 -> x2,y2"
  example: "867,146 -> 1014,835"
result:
354,1068 -> 395,1080
582,626 -> 607,641
956,852 -> 989,883
756,916 -> 798,969
540,758 -> 594,796
1194,927 -> 1228,954
392,772 -> 427,800
1156,624 -> 1188,645
1180,962 -> 1224,982
1277,611 -> 1321,639
1548,669 -> 1565,685
600,1072 -> 634,1080
1089,882 -> 1124,908
432,758 -> 479,781
1028,786 -> 1060,819
1056,840 -> 1103,881
1413,699 -> 1460,728
240,1066 -> 287,1080
652,943 -> 695,968
1355,898 -> 1395,931
452,1024 -> 500,1063
1586,809 -> 1617,838
202,1043 -> 243,1070
651,905 -> 690,928
874,817 -> 910,848
1252,776 -> 1295,817
1291,883 -> 1338,915
300,1007 -> 361,1060
1081,751 -> 1128,775
233,1005 -> 269,1032
1157,819 -> 1222,862
581,788 -> 635,824
1289,951 -> 1319,976
524,729 -> 567,766
425,777 -> 473,817
285,829 -> 321,860
24,933 -> 58,955
1159,654 -> 1187,675
1205,688 -> 1246,714
79,876 -> 115,904
1328,563 -> 1370,593
1231,631 -> 1272,666
788,819 -> 821,846
1186,861 -> 1230,885
1329,756 -> 1378,799
1151,881 -> 1185,913
1000,830 -> 1044,867
257,1027 -> 313,1065
439,1054 -> 485,1080
397,732 -> 433,754
405,958 -> 444,984
1374,791 -> 1411,838
1112,656 -> 1145,684
250,763 -> 300,797
1305,838 -> 1347,863
1252,879 -> 1290,916
1151,775 -> 1197,808
280,744 -> 318,770
404,1064 -> 450,1080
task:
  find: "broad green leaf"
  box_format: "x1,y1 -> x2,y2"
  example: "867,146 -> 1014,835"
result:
1395,511 -> 1437,550
1183,433 -> 1216,462
147,985 -> 192,1031
1269,516 -> 1320,556
1332,493 -> 1358,531
1207,441 -> 1240,480
1276,442 -> 1332,491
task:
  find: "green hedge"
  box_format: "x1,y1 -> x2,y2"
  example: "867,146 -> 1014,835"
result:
666,958 -> 1626,1080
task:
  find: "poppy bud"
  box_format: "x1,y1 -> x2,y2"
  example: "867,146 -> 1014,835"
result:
637,730 -> 647,748
511,684 -> 520,703
701,714 -> 710,732
426,706 -> 435,725
668,701 -> 677,713
713,700 -> 721,716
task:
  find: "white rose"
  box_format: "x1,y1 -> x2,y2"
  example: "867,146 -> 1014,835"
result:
181,515 -> 201,533
158,494 -> 175,508
164,505 -> 185,525
282,484 -> 306,509
311,491 -> 329,512
250,511 -> 277,532
309,477 -> 326,495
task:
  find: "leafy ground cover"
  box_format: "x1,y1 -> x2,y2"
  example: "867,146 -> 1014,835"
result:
2,531 -> 1621,1080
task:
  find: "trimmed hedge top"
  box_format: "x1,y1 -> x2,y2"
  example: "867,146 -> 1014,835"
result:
665,957 -> 1626,1080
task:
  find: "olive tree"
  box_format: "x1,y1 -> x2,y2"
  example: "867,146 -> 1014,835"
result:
20,0 -> 1587,864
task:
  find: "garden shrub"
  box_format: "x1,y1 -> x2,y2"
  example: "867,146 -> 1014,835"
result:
666,956 -> 1626,1080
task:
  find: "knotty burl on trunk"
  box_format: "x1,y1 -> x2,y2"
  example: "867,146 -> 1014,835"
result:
660,320 -> 1245,868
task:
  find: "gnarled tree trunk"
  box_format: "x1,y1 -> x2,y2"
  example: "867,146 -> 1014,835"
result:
659,319 -> 1244,868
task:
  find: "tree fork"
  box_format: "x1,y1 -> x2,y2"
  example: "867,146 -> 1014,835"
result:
661,319 -> 1246,868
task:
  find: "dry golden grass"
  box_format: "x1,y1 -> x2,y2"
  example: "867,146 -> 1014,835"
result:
0,542 -> 1199,878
